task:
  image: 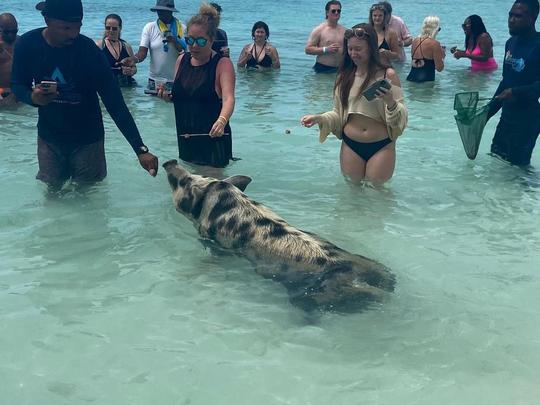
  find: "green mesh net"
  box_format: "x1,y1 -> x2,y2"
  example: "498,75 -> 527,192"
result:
453,92 -> 492,160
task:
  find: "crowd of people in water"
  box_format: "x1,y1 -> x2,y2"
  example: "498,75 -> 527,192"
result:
0,0 -> 539,188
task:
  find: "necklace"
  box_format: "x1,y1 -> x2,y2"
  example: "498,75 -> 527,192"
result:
252,41 -> 266,62
106,38 -> 121,60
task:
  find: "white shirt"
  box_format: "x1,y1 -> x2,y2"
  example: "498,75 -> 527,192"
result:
388,15 -> 412,62
140,20 -> 185,82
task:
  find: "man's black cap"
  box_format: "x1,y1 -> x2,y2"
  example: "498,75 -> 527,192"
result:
35,0 -> 84,23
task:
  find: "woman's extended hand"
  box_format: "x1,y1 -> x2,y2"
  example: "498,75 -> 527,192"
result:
375,85 -> 395,107
209,119 -> 226,137
120,63 -> 136,76
453,49 -> 466,59
300,115 -> 321,127
156,85 -> 172,102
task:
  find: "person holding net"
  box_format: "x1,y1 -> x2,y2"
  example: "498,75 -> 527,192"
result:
488,0 -> 540,166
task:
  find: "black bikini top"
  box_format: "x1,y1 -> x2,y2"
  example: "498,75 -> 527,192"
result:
246,42 -> 273,68
379,37 -> 390,51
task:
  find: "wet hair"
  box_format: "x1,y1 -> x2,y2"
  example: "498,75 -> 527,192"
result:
336,23 -> 389,110
379,1 -> 392,15
420,16 -> 440,39
251,21 -> 269,39
369,3 -> 388,28
187,3 -> 220,39
464,15 -> 488,50
104,13 -> 122,28
514,0 -> 539,20
325,0 -> 342,18
209,2 -> 222,14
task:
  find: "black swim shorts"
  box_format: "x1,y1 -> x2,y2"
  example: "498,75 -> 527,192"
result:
490,118 -> 540,166
313,62 -> 338,73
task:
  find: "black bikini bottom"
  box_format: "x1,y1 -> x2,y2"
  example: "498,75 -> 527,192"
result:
313,62 -> 338,73
342,133 -> 392,161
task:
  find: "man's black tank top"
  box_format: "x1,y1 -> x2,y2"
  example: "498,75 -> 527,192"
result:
172,53 -> 232,167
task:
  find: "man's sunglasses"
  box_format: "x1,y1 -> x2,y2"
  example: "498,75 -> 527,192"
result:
330,9 -> 342,14
185,36 -> 208,47
1,29 -> 18,34
105,26 -> 119,31
345,27 -> 370,40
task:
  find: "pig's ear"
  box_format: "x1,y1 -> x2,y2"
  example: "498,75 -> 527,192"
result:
222,175 -> 252,192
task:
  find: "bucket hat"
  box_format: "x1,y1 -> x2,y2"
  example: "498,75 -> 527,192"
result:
35,0 -> 83,22
150,0 -> 178,12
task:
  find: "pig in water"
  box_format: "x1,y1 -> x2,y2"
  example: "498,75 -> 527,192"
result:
163,160 -> 395,312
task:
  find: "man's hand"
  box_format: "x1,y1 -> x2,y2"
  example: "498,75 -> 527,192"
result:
495,88 -> 513,101
326,43 -> 340,54
31,85 -> 57,106
120,56 -> 137,67
138,152 -> 158,177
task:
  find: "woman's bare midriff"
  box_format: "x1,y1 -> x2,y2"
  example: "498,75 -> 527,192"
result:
343,113 -> 389,143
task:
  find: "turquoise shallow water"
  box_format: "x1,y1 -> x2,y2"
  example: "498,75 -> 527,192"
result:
1,0 -> 540,404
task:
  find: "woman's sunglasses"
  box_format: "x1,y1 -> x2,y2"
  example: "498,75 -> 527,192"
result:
345,27 -> 370,40
370,4 -> 385,12
186,36 -> 208,47
330,9 -> 341,14
105,26 -> 119,31
1,29 -> 19,34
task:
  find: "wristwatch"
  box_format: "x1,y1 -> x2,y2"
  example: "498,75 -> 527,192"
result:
136,145 -> 149,155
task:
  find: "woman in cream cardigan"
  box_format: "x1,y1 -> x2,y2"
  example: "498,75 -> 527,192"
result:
301,23 -> 407,184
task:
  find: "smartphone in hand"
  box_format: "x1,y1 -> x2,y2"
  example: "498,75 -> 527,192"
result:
39,80 -> 58,94
362,79 -> 391,101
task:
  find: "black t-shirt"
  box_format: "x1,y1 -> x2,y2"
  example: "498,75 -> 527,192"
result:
11,28 -> 144,151
491,32 -> 540,122
211,28 -> 229,55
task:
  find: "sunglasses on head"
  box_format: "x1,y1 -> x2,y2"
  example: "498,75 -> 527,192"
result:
1,29 -> 18,34
370,4 -> 385,12
185,36 -> 208,47
345,27 -> 370,40
330,9 -> 341,14
105,26 -> 119,31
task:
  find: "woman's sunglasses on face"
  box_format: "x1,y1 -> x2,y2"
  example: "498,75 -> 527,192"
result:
330,9 -> 341,14
1,29 -> 18,34
105,26 -> 119,31
186,36 -> 208,47
345,27 -> 370,40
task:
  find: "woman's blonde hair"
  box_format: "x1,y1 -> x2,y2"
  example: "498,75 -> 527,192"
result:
187,3 -> 220,39
420,16 -> 440,39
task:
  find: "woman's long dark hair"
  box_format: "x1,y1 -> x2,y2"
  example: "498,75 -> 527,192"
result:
465,14 -> 488,50
335,23 -> 389,110
102,14 -> 123,49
